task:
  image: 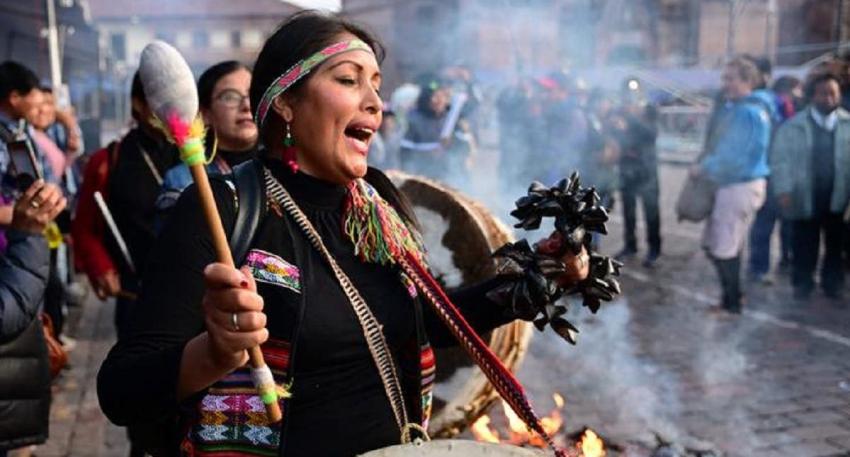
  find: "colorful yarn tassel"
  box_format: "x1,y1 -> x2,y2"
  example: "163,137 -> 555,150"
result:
343,180 -> 424,266
150,112 -> 207,166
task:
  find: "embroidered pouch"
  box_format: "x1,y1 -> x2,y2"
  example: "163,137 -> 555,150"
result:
243,249 -> 301,293
181,339 -> 292,457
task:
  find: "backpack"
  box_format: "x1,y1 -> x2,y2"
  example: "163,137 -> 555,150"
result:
226,159 -> 267,266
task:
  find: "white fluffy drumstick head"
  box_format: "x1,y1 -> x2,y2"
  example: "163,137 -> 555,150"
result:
138,40 -> 198,124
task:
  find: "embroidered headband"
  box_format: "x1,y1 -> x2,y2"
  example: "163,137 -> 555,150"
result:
254,39 -> 375,127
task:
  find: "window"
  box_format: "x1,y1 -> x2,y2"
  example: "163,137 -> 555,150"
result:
156,31 -> 176,44
192,30 -> 209,48
210,30 -> 229,48
110,32 -> 126,61
176,32 -> 191,48
242,30 -> 263,48
231,30 -> 242,48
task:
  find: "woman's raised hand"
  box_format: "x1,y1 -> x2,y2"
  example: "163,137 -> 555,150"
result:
202,263 -> 268,371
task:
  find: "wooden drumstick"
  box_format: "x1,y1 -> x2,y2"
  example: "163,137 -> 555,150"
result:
139,40 -> 281,423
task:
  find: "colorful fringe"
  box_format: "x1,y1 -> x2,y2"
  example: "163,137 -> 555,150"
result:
343,179 -> 425,266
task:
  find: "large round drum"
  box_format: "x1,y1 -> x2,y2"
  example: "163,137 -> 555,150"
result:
386,171 -> 533,438
360,440 -> 544,456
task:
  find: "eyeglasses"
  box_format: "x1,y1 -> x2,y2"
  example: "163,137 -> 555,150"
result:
215,89 -> 250,108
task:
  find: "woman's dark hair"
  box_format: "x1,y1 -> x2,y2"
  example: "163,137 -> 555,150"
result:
414,73 -> 445,115
130,70 -> 146,122
250,11 -> 384,138
805,71 -> 841,100
772,75 -> 801,96
198,60 -> 250,109
248,12 -> 417,225
365,167 -> 420,231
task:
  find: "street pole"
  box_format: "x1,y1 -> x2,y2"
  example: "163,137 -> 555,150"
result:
726,0 -> 737,60
45,0 -> 62,90
836,0 -> 845,55
765,0 -> 777,63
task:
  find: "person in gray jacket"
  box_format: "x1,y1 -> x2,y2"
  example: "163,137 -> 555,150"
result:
0,179 -> 67,456
770,72 -> 850,300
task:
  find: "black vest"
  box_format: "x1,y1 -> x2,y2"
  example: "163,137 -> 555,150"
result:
0,316 -> 51,450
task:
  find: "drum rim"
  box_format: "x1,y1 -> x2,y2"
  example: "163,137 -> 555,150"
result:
386,170 -> 533,438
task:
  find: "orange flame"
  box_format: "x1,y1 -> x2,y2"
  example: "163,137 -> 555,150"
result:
578,429 -> 606,457
470,414 -> 501,443
473,393 -> 565,448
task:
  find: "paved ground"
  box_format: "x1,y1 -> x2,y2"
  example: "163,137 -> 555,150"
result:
24,163 -> 850,457
512,164 -> 850,457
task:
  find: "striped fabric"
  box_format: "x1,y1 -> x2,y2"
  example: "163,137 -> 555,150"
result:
419,343 -> 436,430
180,340 -> 291,457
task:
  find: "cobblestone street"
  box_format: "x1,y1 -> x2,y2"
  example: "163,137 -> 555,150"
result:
515,164 -> 850,457
30,164 -> 850,457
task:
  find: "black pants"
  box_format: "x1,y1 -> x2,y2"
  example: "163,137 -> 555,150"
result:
792,213 -> 846,293
620,172 -> 661,254
44,248 -> 66,337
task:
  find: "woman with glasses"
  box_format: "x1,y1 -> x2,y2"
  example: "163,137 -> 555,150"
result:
156,61 -> 259,213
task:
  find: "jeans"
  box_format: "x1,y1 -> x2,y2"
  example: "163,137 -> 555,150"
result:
791,213 -> 846,293
748,187 -> 793,276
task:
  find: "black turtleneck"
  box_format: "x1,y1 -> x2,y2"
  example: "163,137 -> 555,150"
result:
98,158 -> 515,457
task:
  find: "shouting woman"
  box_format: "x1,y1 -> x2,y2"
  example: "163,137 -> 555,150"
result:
98,12 -> 593,457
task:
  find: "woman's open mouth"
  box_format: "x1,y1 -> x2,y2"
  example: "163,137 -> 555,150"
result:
344,126 -> 374,155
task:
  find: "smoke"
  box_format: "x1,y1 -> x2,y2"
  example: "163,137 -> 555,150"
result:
516,299 -> 690,445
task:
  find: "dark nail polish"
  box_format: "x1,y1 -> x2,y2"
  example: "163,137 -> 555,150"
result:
240,280 -> 249,288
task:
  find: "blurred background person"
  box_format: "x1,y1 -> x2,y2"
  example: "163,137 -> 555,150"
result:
400,75 -> 473,187
25,86 -> 76,347
747,75 -> 802,283
536,72 -> 587,185
0,180 -> 66,457
0,62 -> 55,230
157,61 -> 258,214
611,77 -> 661,268
694,57 -> 771,315
368,109 -> 401,171
72,71 -> 179,336
496,77 -> 534,192
771,72 -> 850,301
580,89 -> 619,219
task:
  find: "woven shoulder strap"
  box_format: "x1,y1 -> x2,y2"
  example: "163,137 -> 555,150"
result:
264,169 -> 424,442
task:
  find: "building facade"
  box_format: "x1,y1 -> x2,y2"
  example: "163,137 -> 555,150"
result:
86,0 -> 300,131
343,0 -> 844,91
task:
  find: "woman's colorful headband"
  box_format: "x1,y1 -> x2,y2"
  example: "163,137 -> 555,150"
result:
254,39 -> 374,127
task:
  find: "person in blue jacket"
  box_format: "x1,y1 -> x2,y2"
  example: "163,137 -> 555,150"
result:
692,57 -> 771,314
0,180 -> 66,456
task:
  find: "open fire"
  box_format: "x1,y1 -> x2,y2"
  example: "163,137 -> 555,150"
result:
470,393 -> 606,457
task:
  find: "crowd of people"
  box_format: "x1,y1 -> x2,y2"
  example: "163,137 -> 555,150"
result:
0,9 -> 849,457
0,11 -> 595,457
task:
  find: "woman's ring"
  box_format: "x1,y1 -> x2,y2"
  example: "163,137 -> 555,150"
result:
30,200 -> 40,209
231,312 -> 240,331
